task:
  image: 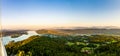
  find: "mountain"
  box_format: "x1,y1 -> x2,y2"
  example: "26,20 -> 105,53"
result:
56,26 -> 120,30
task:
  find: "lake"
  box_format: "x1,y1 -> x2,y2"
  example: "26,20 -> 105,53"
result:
2,31 -> 38,45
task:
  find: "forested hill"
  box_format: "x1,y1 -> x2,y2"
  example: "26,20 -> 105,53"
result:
5,34 -> 120,56
36,29 -> 120,35
2,30 -> 28,37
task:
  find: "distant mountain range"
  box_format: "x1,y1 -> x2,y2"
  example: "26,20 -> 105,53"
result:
56,26 -> 120,30
1,26 -> 120,31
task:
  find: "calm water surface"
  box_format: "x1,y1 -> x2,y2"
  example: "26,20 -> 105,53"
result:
3,31 -> 38,45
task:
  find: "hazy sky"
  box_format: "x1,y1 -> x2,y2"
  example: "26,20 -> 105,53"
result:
1,0 -> 120,29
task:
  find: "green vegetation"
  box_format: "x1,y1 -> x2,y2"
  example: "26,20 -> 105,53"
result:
5,34 -> 120,56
